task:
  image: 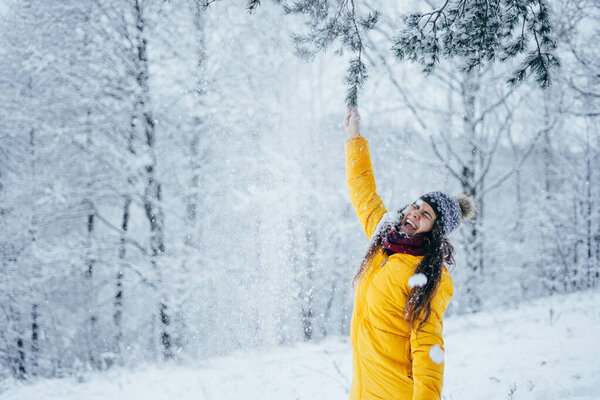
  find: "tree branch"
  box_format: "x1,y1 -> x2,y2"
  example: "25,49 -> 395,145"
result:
363,34 -> 428,130
439,128 -> 469,171
84,200 -> 150,256
430,136 -> 465,183
474,105 -> 515,188
473,87 -> 516,128
482,123 -> 551,196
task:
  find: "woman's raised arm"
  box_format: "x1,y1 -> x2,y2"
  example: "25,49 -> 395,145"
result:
344,108 -> 387,238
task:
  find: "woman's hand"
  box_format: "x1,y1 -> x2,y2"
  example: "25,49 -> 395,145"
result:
344,108 -> 361,138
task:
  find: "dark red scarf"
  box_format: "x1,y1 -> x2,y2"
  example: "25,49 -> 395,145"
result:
380,225 -> 425,256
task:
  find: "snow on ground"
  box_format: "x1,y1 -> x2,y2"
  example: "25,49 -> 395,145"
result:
2,290 -> 599,400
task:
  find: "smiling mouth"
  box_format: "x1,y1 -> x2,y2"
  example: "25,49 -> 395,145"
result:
405,219 -> 417,229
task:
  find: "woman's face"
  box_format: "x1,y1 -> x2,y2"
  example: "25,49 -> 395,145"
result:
400,200 -> 437,235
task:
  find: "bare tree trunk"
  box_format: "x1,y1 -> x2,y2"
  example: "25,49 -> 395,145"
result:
30,304 -> 38,376
460,70 -> 483,311
86,213 -> 95,278
506,126 -> 523,236
320,280 -> 337,337
303,219 -> 317,340
16,122 -> 37,379
572,199 -> 579,291
539,94 -> 562,293
85,106 -> 96,279
288,219 -> 315,341
83,102 -> 100,369
595,125 -> 600,285
114,196 -> 130,360
132,0 -> 172,360
185,3 -> 207,248
16,336 -> 26,379
584,128 -> 593,288
7,304 -> 26,379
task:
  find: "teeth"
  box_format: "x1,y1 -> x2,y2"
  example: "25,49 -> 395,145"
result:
407,220 -> 416,229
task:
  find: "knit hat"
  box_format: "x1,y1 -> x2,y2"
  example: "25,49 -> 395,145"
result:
420,191 -> 476,235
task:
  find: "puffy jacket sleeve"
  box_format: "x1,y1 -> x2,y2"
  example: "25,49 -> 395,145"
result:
345,136 -> 387,238
410,274 -> 454,400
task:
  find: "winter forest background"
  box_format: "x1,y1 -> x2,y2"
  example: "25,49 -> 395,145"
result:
0,0 -> 599,392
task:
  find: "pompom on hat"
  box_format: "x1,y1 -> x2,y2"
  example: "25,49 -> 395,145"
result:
420,191 -> 476,235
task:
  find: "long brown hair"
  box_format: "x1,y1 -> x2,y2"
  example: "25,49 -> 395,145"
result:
353,208 -> 454,332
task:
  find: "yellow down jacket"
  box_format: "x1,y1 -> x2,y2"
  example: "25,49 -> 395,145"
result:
346,136 -> 454,400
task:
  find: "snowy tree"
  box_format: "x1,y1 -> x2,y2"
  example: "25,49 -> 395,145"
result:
217,0 -> 560,106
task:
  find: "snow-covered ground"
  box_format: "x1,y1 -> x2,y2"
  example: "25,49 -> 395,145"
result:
2,290 -> 599,400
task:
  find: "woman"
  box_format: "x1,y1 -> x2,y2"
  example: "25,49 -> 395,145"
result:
343,108 -> 475,400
